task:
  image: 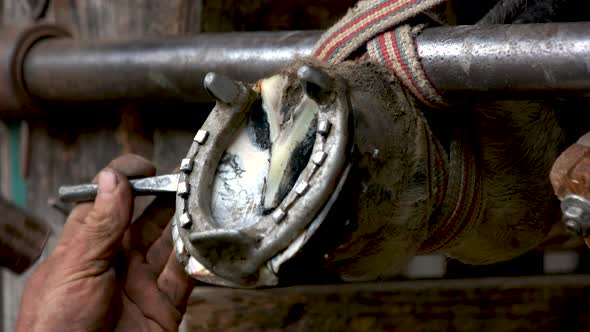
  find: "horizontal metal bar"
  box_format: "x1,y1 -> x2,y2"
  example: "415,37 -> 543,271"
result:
22,23 -> 590,105
24,31 -> 321,104
417,23 -> 590,96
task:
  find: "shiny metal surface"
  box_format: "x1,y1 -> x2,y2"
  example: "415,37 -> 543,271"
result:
417,22 -> 590,97
204,72 -> 242,105
561,194 -> 590,238
24,31 -> 320,104
0,24 -> 69,115
19,23 -> 590,106
297,64 -> 334,104
58,173 -> 180,203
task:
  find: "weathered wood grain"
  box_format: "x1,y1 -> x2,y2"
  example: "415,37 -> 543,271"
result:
51,0 -> 202,38
186,275 -> 590,332
0,196 -> 51,274
1,2 -> 46,329
201,0 -> 357,32
1,0 -> 36,25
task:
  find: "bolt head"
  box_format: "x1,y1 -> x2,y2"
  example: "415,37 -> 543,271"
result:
175,238 -> 185,254
561,196 -> 590,238
312,151 -> 328,166
179,212 -> 193,229
272,208 -> 287,223
194,129 -> 209,145
180,158 -> 194,173
204,72 -> 241,105
177,181 -> 190,198
172,223 -> 179,241
564,219 -> 583,237
294,181 -> 310,196
318,120 -> 332,136
564,206 -> 584,220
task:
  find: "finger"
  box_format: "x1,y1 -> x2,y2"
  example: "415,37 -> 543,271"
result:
61,154 -> 156,246
108,153 -> 154,248
157,251 -> 197,310
103,154 -> 156,222
106,154 -> 156,179
145,221 -> 174,274
58,202 -> 93,248
128,195 -> 176,255
124,252 -> 182,329
60,169 -> 133,262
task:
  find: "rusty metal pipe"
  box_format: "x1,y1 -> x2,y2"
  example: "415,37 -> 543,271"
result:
17,22 -> 590,106
0,24 -> 69,114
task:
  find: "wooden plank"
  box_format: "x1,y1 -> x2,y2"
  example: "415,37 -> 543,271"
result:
151,102 -> 211,172
0,121 -> 11,198
201,0 -> 358,32
1,3 -> 37,329
1,0 -> 35,25
185,275 -> 590,332
51,0 -> 202,38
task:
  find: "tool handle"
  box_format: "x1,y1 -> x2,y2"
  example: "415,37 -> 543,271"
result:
58,183 -> 99,203
58,174 -> 180,203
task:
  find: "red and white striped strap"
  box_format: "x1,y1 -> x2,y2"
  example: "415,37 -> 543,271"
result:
366,26 -> 445,107
418,135 -> 483,255
313,0 -> 446,107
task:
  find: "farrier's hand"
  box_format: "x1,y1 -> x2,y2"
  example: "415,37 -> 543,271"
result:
16,154 -> 196,332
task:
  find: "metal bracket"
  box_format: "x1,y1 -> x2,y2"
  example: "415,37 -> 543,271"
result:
561,195 -> 590,238
0,23 -> 70,115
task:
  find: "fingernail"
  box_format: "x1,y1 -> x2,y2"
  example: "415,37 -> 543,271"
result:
98,169 -> 118,193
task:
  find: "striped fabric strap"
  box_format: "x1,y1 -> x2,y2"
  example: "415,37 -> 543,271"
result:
313,0 -> 445,63
312,0 -> 446,107
366,26 -> 445,107
418,133 -> 483,255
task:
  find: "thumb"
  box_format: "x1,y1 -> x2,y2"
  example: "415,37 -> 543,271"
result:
62,168 -> 134,262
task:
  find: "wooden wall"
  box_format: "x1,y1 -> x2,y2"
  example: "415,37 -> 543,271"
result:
186,275 -> 590,331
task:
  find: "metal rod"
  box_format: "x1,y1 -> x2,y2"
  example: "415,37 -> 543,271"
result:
58,173 -> 180,203
22,23 -> 590,104
417,22 -> 590,96
24,31 -> 321,104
